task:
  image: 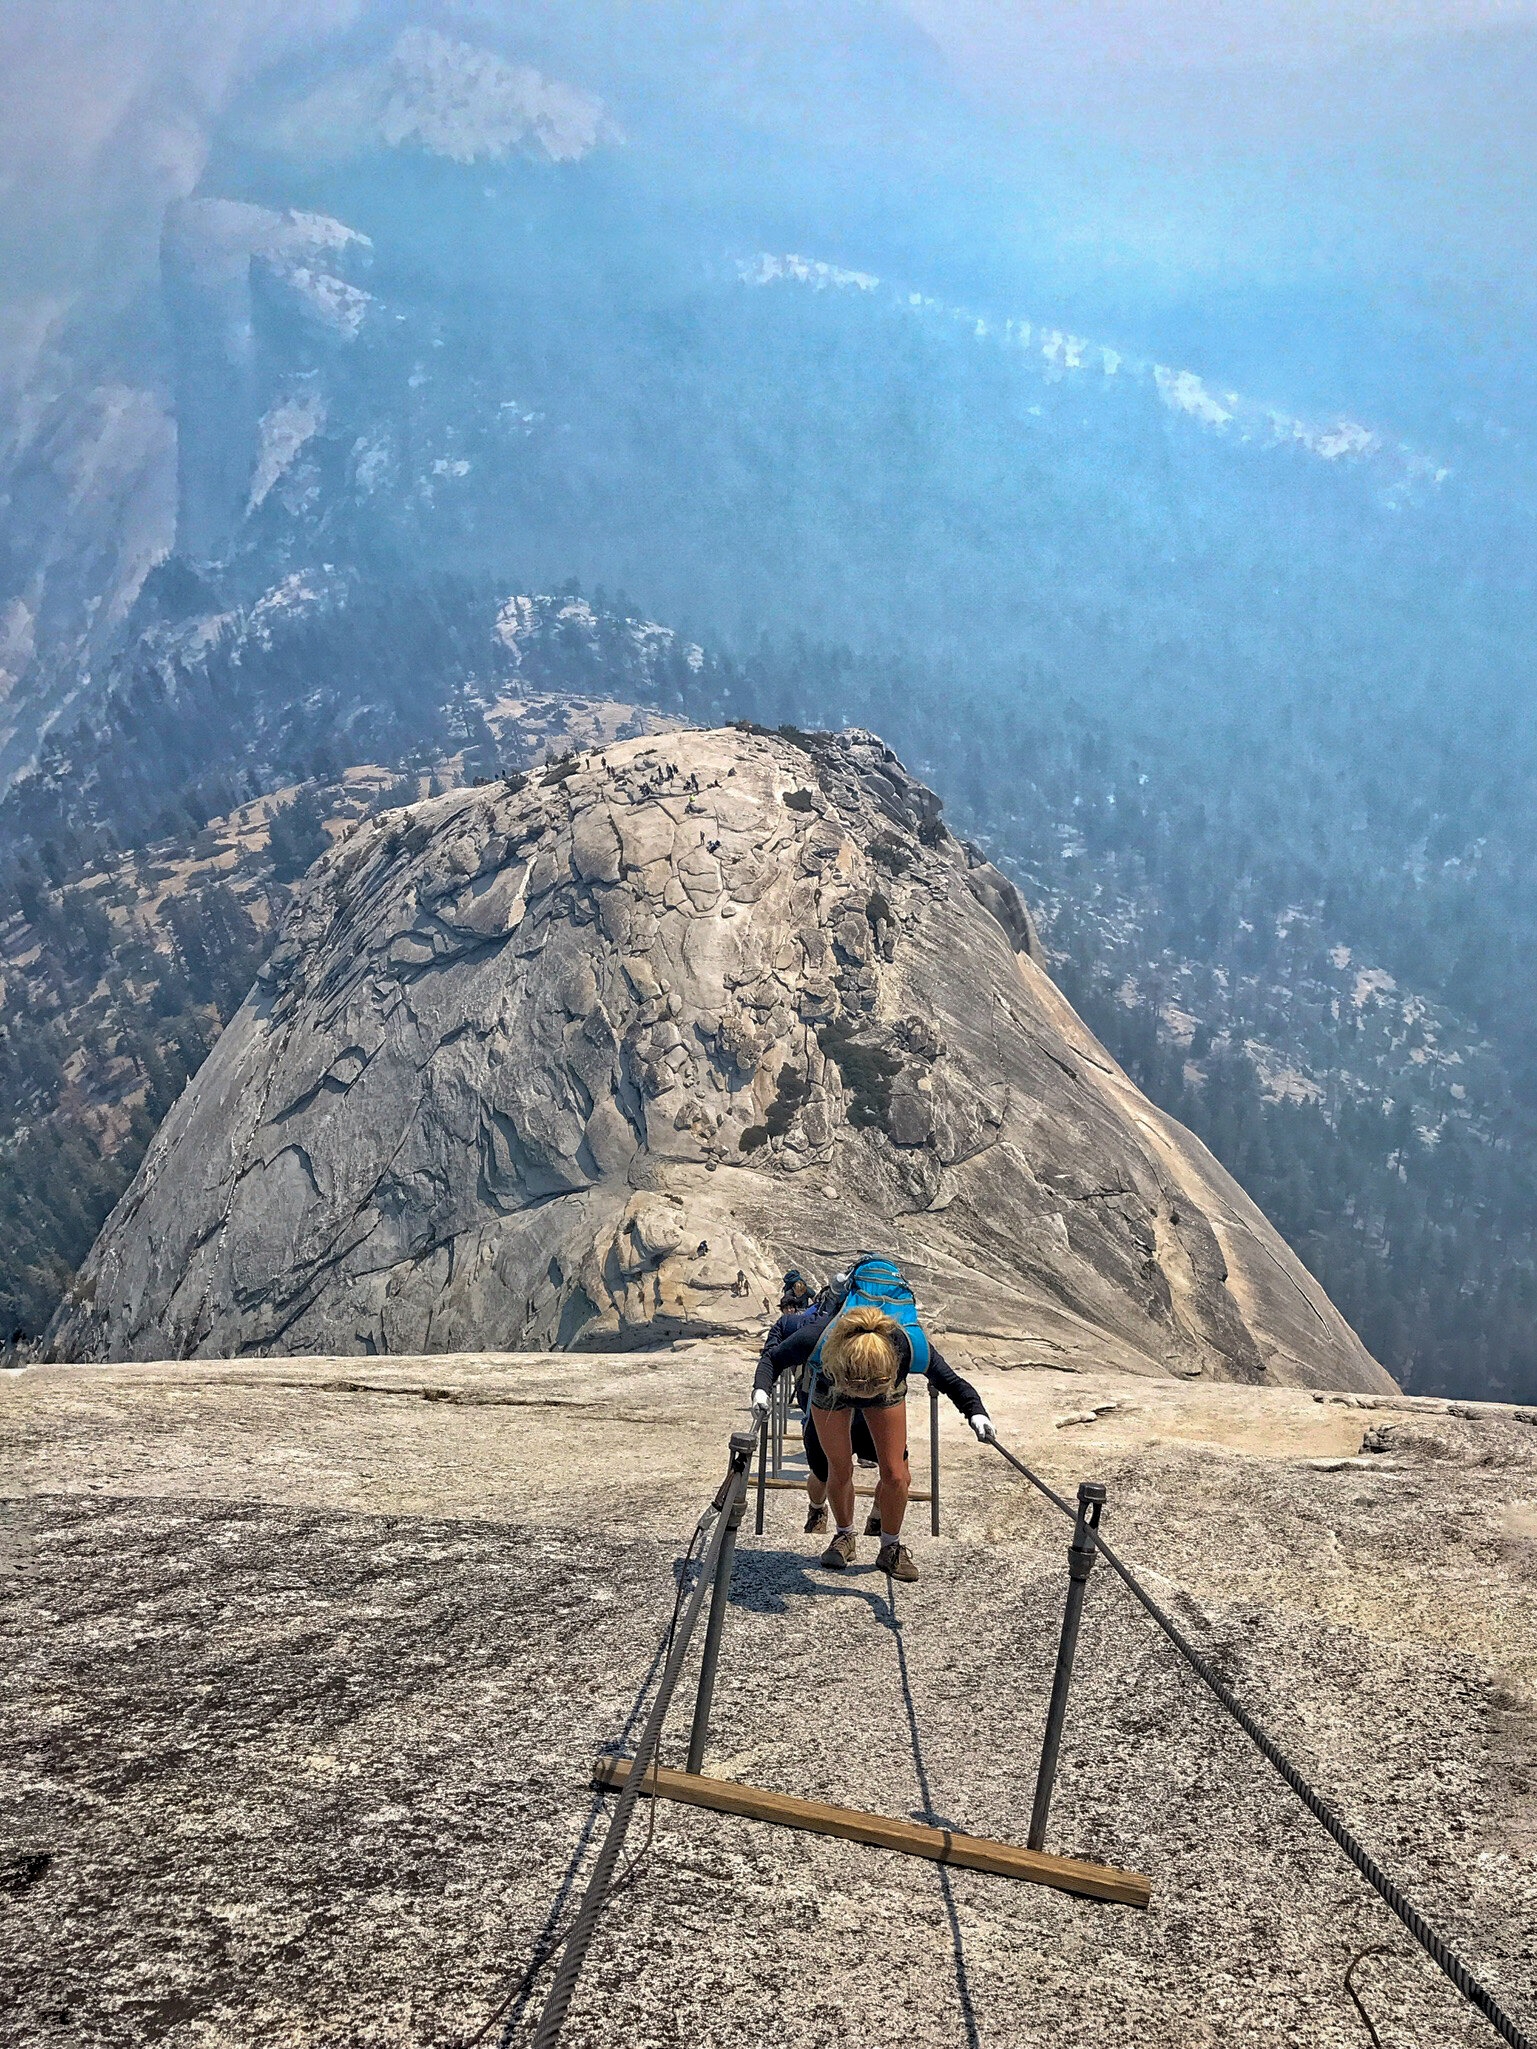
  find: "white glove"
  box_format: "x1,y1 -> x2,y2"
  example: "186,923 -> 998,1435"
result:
752,1388 -> 770,1416
970,1413 -> 996,1443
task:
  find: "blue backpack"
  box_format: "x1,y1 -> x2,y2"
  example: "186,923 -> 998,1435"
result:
810,1255 -> 932,1378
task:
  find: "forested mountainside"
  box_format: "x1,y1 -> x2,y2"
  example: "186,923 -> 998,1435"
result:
2,12 -> 1535,1395
2,580 -> 1534,1400
0,582 -> 688,1333
5,15 -> 1533,793
734,644 -> 1537,1405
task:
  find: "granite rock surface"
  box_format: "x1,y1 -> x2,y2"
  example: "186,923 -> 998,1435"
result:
2,1350 -> 1533,2048
51,726 -> 1390,1390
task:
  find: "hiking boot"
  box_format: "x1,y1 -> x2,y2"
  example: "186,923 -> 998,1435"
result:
863,1507 -> 883,1537
876,1540 -> 919,1583
820,1531 -> 857,1570
805,1500 -> 830,1535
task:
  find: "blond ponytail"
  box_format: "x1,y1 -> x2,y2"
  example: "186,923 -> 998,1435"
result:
822,1305 -> 905,1400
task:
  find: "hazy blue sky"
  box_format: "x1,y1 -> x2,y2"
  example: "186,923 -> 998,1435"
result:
8,0 -> 1534,194
909,0 -> 1537,354
910,0 -> 1537,81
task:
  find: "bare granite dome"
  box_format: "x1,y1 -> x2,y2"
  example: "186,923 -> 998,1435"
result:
50,726 -> 1392,1390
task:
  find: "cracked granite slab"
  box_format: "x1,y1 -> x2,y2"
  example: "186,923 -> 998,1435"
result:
2,1350 -> 1533,2046
51,727 -> 1389,1393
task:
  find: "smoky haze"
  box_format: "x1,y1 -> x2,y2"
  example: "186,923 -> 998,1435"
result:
911,0 -> 1537,79
0,0 -> 1536,1408
6,1 -> 1536,321
0,0 -> 361,323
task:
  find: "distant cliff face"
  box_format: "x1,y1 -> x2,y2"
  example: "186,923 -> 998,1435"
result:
51,726 -> 1393,1391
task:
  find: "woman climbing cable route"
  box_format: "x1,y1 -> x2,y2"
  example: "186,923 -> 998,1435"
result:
753,1256 -> 993,1581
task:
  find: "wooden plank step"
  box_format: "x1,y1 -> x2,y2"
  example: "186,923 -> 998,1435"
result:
592,1757 -> 1150,1907
762,1476 -> 932,1502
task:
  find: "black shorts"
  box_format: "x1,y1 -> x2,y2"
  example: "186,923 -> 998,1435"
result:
809,1366 -> 909,1412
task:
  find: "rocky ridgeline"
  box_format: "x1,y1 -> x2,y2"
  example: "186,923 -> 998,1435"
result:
50,727 -> 1391,1389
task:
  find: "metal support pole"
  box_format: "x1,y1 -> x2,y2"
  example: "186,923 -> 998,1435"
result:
1027,1480 -> 1106,1852
929,1379 -> 941,1537
771,1373 -> 785,1479
528,1430 -> 755,2049
686,1485 -> 747,1773
754,1405 -> 768,1534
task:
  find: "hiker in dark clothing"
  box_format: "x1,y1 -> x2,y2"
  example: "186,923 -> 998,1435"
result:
778,1268 -> 814,1317
757,1296 -> 819,1375
759,1270 -> 817,1361
756,1271 -> 862,1535
758,1276 -> 881,1537
753,1271 -> 992,1582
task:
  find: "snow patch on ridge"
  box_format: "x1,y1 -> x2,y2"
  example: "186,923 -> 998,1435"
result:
280,268 -> 372,339
1156,366 -> 1235,430
739,254 -> 879,293
168,200 -> 372,274
495,594 -> 705,677
743,253 -> 1448,497
262,30 -> 619,168
250,387 -> 326,511
381,30 -> 617,164
244,573 -> 333,651
167,201 -> 375,341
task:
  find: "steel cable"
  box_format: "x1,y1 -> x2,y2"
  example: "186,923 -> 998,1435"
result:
526,1442 -> 753,2049
459,1503 -> 718,2048
986,1436 -> 1532,2049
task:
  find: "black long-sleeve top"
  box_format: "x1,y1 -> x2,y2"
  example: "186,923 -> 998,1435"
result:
758,1305 -> 819,1364
752,1306 -> 986,1421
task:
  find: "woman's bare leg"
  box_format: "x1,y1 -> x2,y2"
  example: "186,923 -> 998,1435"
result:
813,1404 -> 856,1530
861,1401 -> 911,1540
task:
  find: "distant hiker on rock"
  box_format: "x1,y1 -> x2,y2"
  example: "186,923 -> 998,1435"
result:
753,1256 -> 994,1583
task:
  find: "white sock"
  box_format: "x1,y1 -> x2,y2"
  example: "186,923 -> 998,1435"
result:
835,1525 -> 854,1539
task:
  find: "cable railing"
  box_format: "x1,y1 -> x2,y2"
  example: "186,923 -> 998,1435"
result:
515,1410 -> 1530,2049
